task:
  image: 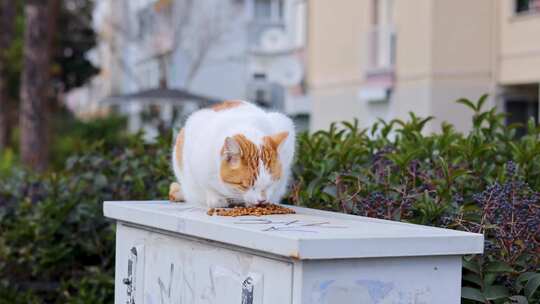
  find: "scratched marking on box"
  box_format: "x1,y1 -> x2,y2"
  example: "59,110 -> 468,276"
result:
123,247 -> 138,304
208,266 -> 263,303
161,203 -> 348,233
156,205 -> 206,214
157,263 -> 174,304
311,279 -> 432,304
241,276 -> 255,304
123,245 -> 145,304
144,241 -> 185,304
233,218 -> 347,233
143,238 -> 266,304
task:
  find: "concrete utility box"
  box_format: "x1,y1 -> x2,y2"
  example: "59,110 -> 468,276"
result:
104,201 -> 483,304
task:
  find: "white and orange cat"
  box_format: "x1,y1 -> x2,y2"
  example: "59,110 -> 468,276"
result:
169,100 -> 295,208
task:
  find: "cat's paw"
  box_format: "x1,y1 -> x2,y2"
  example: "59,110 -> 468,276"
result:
168,182 -> 185,203
205,192 -> 229,208
243,201 -> 261,207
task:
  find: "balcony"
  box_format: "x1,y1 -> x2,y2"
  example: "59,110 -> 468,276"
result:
365,25 -> 396,82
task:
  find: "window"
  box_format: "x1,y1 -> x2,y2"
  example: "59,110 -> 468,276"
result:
248,0 -> 286,50
367,0 -> 396,74
505,100 -> 539,138
253,0 -> 284,22
253,73 -> 267,80
515,0 -> 540,14
254,0 -> 272,19
255,90 -> 267,105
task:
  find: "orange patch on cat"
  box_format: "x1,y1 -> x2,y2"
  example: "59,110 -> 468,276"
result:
175,128 -> 185,169
211,100 -> 244,112
262,132 -> 288,180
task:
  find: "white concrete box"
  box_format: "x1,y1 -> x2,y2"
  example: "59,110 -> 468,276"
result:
104,201 -> 483,304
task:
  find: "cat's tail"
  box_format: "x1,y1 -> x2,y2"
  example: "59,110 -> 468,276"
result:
170,128 -> 186,203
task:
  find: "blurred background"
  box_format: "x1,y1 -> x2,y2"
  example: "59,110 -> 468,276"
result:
2,0 -> 540,169
0,0 -> 540,303
71,0 -> 540,136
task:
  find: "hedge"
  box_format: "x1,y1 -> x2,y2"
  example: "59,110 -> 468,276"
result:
0,96 -> 538,303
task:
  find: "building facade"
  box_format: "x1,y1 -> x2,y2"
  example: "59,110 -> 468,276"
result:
307,0 -> 540,133
66,0 -> 310,136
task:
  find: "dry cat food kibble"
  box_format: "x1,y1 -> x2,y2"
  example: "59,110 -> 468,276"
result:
207,203 -> 296,217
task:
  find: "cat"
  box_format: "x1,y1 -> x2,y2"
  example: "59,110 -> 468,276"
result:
169,100 -> 296,208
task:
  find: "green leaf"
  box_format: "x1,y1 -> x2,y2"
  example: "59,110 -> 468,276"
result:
307,177 -> 322,198
524,273 -> 540,299
463,273 -> 482,286
484,285 -> 510,300
485,261 -> 514,273
477,94 -> 488,111
484,273 -> 497,287
527,117 -> 536,133
462,287 -> 485,302
95,174 -> 108,189
508,295 -> 528,304
457,98 -> 477,111
322,185 -> 337,198
517,272 -> 537,283
463,258 -> 481,274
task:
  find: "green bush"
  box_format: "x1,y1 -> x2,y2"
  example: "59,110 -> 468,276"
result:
49,110 -> 129,170
290,95 -> 540,303
3,108 -> 129,172
0,134 -> 172,303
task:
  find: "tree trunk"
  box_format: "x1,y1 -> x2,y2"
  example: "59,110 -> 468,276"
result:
19,0 -> 53,171
0,0 -> 16,151
47,0 -> 61,114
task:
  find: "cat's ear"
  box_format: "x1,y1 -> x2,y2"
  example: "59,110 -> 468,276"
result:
222,136 -> 241,165
266,131 -> 289,150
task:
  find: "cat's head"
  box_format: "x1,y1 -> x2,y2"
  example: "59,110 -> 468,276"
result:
220,132 -> 289,205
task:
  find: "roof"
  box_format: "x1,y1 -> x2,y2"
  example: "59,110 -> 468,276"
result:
103,201 -> 484,260
101,88 -> 219,106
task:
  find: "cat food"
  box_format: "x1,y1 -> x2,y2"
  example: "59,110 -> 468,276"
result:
207,203 -> 296,217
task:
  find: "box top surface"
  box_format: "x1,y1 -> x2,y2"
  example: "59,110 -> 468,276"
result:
104,201 -> 483,259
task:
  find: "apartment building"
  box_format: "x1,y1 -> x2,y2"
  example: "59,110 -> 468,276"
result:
307,0 -> 540,133
67,0 -> 310,136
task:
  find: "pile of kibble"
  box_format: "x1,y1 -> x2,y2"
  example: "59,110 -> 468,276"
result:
207,203 -> 296,217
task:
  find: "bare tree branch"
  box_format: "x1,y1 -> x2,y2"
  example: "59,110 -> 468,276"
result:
93,0 -> 238,90
171,0 -> 194,50
183,1 -> 236,87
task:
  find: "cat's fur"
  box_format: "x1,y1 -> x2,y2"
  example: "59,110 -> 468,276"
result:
169,100 -> 295,208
